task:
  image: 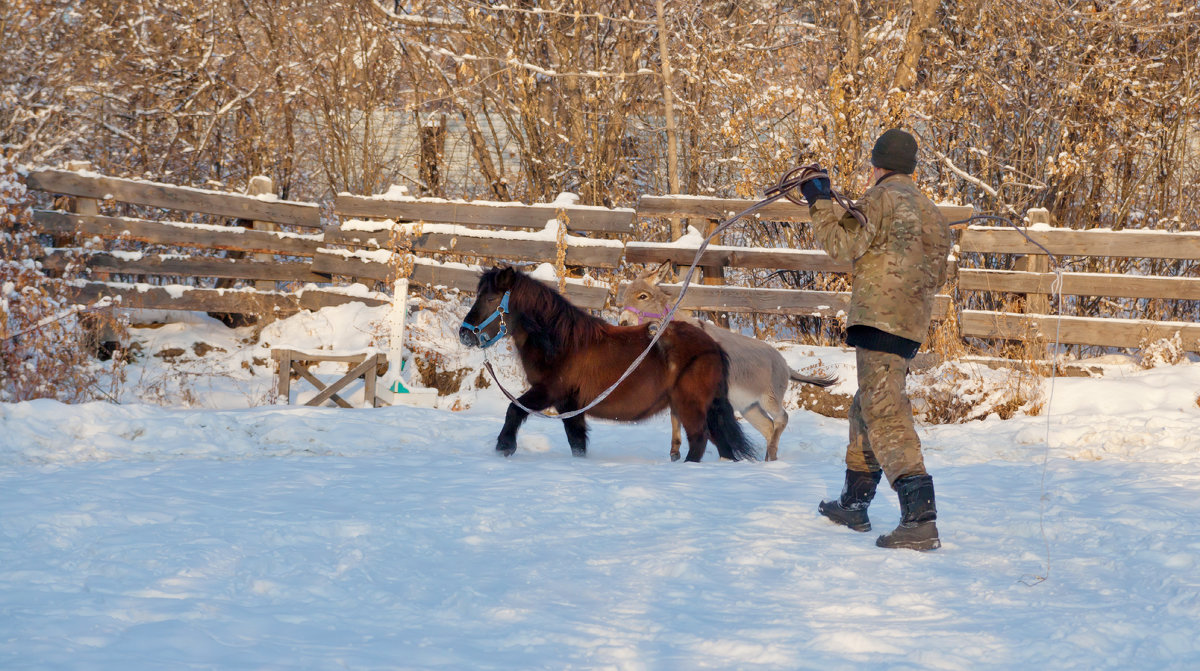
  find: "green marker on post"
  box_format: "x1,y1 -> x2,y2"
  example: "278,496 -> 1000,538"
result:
389,359 -> 410,394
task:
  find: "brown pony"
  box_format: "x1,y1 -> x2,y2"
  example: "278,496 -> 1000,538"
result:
459,266 -> 756,462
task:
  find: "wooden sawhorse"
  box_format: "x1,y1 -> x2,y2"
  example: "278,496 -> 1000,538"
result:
271,349 -> 386,408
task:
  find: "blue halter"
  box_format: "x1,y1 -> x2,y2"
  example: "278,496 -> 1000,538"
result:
461,291 -> 510,349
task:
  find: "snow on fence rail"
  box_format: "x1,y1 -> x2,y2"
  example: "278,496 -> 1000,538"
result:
334,193 -> 635,234
22,167 -> 1200,353
26,168 -> 323,228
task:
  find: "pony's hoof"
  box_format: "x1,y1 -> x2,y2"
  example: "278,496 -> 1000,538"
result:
496,443 -> 516,457
670,452 -> 681,462
571,447 -> 586,458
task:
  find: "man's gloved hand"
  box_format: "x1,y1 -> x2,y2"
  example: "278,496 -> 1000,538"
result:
799,169 -> 832,205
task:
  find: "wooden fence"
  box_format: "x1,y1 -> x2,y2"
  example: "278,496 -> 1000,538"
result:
627,195 -> 966,319
21,167 -> 1200,353
26,165 -> 387,316
958,209 -> 1200,350
313,193 -> 629,309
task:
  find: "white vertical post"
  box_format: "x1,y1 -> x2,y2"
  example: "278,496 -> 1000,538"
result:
383,278 -> 410,405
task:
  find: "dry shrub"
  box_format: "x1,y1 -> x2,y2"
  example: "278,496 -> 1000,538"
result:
126,365 -> 201,407
1,155 -> 126,402
793,384 -> 853,419
388,219 -> 419,284
907,289 -> 1047,423
922,293 -> 967,364
412,350 -> 471,397
1137,332 -> 1186,369
554,209 -> 569,293
909,361 -> 1045,424
912,306 -> 1048,423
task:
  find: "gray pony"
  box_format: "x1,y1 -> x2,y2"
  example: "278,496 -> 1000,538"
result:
618,262 -> 836,461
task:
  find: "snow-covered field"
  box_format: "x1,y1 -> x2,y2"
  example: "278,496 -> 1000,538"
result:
3,302 -> 1200,670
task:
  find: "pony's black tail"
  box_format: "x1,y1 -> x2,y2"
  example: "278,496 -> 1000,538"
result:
707,395 -> 757,461
707,354 -> 758,461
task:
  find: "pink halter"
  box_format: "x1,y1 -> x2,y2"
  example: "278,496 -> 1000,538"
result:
621,305 -> 666,325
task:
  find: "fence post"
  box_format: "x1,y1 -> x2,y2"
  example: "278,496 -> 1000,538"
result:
1017,207 -> 1051,314
61,160 -> 97,253
701,217 -> 729,327
246,175 -> 276,291
62,160 -> 117,346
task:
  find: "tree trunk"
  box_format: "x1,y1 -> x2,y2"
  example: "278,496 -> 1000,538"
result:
893,0 -> 939,91
656,0 -> 683,240
418,114 -> 447,197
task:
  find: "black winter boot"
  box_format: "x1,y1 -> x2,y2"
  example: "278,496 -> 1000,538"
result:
876,474 -> 940,551
818,469 -> 883,532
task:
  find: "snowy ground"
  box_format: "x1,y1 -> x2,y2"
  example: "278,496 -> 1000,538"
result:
3,304 -> 1200,670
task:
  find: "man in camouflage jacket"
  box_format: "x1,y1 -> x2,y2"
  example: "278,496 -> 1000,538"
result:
800,129 -> 952,551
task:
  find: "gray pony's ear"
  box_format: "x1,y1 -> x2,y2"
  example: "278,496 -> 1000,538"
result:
653,260 -> 674,284
635,262 -> 661,281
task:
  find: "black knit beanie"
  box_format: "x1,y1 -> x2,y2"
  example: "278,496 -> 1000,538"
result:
871,129 -> 918,174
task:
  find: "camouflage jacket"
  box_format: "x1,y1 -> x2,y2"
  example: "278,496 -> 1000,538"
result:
809,173 -> 952,344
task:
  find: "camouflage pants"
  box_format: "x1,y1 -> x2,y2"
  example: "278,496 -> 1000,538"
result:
846,347 -> 928,488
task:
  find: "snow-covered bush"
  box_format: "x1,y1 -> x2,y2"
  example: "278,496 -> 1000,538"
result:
1138,332 -> 1186,369
909,361 -> 1045,424
0,155 -> 122,402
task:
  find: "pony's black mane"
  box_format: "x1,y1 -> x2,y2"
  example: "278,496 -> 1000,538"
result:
479,267 -> 607,359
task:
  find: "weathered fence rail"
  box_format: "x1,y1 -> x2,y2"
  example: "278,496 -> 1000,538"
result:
958,226 -> 1200,259
334,194 -> 635,234
21,167 -> 1200,355
39,251 -> 325,284
33,211 -> 324,257
27,169 -> 323,228
322,225 -> 625,268
61,282 -> 385,314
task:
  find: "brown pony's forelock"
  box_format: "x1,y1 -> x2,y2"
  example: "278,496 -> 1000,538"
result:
475,267 -> 506,295
483,267 -> 606,356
